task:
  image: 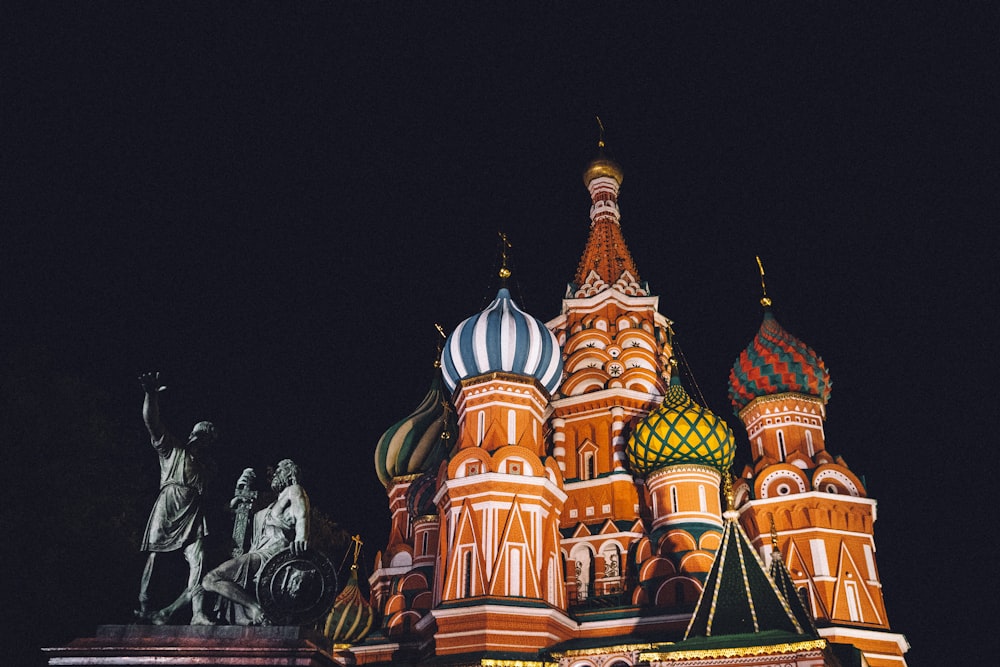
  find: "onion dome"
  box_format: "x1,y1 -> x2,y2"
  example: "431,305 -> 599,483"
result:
406,470 -> 439,518
374,369 -> 458,488
627,371 -> 735,475
728,309 -> 832,413
583,150 -> 624,186
441,287 -> 563,396
324,538 -> 375,648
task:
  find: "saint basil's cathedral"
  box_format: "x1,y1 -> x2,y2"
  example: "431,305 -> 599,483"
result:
327,141 -> 910,667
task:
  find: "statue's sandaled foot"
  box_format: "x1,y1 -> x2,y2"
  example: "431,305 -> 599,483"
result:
133,608 -> 153,623
190,613 -> 214,626
150,609 -> 172,626
248,606 -> 271,626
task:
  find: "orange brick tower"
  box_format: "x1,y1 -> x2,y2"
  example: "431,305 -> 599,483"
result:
728,269 -> 910,666
431,278 -> 573,655
545,142 -> 675,608
626,358 -> 736,609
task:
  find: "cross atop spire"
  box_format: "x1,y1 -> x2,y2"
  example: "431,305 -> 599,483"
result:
756,255 -> 773,308
571,129 -> 646,298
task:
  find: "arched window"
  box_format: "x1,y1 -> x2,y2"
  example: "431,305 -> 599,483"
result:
805,430 -> 814,456
583,452 -> 596,480
463,551 -> 473,598
477,411 -> 486,445
670,486 -> 679,513
698,484 -> 707,512
777,431 -> 786,461
507,410 -> 517,445
509,548 -> 521,596
845,581 -> 862,622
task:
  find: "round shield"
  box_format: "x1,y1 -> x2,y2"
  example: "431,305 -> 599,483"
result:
256,547 -> 339,625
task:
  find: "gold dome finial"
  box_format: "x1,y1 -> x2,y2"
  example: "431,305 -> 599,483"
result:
768,513 -> 779,551
498,232 -> 512,281
724,473 -> 735,512
350,534 -> 363,570
583,118 -> 623,186
756,255 -> 772,308
433,324 -> 447,368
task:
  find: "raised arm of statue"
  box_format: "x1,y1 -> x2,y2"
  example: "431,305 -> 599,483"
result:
138,372 -> 167,442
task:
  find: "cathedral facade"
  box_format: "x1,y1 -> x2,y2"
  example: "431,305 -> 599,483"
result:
337,145 -> 909,667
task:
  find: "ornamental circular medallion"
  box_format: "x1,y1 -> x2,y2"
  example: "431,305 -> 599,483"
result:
257,547 -> 339,625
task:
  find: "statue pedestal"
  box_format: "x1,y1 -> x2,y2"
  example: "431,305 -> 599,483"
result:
44,624 -> 344,666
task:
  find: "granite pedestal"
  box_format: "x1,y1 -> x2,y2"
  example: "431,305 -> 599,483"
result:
44,624 -> 344,666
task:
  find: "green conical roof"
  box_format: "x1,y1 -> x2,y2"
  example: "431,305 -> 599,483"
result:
685,508 -> 806,639
769,549 -> 818,636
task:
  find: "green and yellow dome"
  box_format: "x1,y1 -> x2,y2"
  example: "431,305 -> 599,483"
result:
628,371 -> 735,474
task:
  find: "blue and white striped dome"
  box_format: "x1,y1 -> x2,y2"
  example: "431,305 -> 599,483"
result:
441,288 -> 563,396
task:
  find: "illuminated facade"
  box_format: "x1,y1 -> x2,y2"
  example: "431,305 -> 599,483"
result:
351,144 -> 909,667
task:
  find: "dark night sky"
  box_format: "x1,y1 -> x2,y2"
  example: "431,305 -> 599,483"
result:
3,3 -> 997,665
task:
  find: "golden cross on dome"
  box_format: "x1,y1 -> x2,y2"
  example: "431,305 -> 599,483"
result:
596,115 -> 606,149
756,255 -> 772,308
350,534 -> 363,568
498,232 -> 512,280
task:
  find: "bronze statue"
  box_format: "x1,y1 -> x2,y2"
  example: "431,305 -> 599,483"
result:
203,459 -> 311,625
136,372 -> 216,625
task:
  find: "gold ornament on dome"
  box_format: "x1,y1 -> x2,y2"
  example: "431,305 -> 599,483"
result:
756,255 -> 773,308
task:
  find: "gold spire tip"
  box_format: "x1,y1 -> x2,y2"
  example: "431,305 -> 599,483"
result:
768,513 -> 779,551
596,116 -> 606,149
755,255 -> 772,307
723,473 -> 735,512
350,534 -> 364,568
498,232 -> 512,280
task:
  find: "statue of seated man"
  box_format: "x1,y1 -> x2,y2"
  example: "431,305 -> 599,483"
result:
202,459 -> 310,625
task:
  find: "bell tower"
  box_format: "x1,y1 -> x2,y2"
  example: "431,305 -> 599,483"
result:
729,261 -> 910,666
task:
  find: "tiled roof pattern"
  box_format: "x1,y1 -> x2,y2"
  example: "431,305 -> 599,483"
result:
573,219 -> 644,295
627,378 -> 735,474
728,310 -> 832,412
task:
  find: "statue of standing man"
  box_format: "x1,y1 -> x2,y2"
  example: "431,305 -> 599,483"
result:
136,372 -> 215,625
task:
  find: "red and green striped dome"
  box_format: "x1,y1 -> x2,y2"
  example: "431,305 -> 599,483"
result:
728,309 -> 832,413
323,566 -> 375,647
628,376 -> 735,474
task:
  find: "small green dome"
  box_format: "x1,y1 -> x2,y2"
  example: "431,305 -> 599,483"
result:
628,376 -> 735,474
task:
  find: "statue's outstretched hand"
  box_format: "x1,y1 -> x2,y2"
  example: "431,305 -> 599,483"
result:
290,539 -> 308,556
138,372 -> 166,394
